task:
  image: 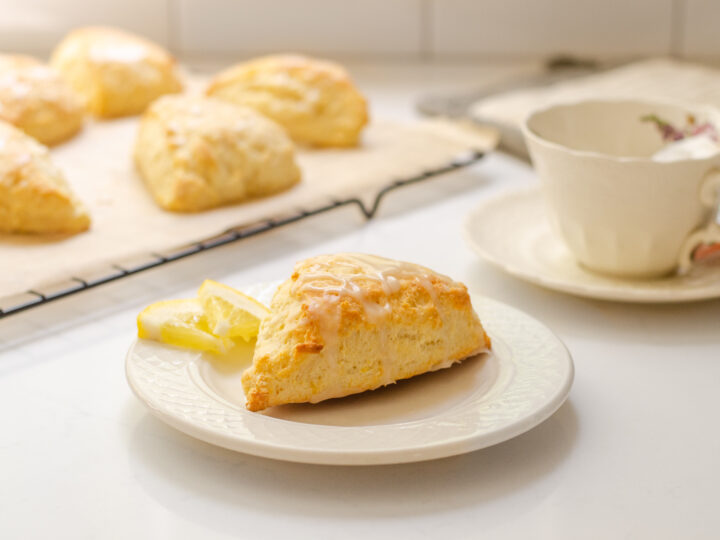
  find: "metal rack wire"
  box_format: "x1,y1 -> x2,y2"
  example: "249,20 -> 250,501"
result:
0,151 -> 484,318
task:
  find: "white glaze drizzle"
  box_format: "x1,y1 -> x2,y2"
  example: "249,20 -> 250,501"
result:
291,254 -> 453,389
292,253 -> 447,321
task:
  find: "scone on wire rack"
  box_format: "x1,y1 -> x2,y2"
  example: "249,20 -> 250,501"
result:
134,95 -> 301,212
50,26 -> 183,118
242,253 -> 491,411
0,54 -> 84,145
0,121 -> 90,235
207,54 -> 368,148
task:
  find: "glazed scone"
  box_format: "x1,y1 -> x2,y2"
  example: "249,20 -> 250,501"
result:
0,54 -> 84,145
0,121 -> 90,234
242,253 -> 491,411
134,95 -> 301,212
207,54 -> 368,147
50,26 -> 183,118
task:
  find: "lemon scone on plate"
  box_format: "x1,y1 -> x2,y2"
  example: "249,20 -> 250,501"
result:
0,54 -> 84,145
242,253 -> 491,411
134,95 -> 301,211
0,120 -> 90,234
207,54 -> 368,147
50,26 -> 183,118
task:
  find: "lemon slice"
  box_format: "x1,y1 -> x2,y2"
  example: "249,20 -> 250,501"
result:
137,298 -> 234,354
198,280 -> 270,341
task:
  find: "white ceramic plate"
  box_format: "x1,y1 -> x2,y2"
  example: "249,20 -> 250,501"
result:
126,282 -> 573,465
465,187 -> 720,303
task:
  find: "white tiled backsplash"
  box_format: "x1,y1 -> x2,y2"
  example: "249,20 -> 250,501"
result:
0,0 -> 714,61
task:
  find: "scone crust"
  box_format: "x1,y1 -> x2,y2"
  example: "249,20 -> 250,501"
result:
0,54 -> 84,145
207,54 -> 368,147
0,121 -> 90,234
134,95 -> 301,212
242,253 -> 490,411
50,26 -> 183,118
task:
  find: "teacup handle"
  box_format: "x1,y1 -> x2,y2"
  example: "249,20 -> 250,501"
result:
678,168 -> 720,274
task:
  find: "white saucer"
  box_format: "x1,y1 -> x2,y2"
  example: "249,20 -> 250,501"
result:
465,187 -> 720,303
125,283 -> 573,466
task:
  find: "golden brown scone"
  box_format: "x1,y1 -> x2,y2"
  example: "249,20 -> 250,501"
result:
134,95 -> 301,212
207,54 -> 368,147
0,121 -> 90,234
0,54 -> 84,145
50,26 -> 183,118
242,253 -> 491,411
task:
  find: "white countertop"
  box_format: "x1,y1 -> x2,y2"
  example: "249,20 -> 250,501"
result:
2,62 -> 719,539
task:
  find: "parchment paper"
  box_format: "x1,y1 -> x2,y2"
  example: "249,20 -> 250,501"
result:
0,115 -> 496,298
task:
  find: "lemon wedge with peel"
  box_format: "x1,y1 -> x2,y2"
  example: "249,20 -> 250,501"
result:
137,298 -> 235,354
198,279 -> 270,341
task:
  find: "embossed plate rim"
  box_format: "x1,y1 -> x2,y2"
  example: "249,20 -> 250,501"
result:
126,290 -> 574,465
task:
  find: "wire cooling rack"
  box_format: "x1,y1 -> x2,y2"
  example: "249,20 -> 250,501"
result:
0,151 -> 484,319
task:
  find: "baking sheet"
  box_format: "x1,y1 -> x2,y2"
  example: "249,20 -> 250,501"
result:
0,111 -> 496,298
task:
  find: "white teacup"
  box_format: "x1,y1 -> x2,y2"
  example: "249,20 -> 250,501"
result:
523,99 -> 720,278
